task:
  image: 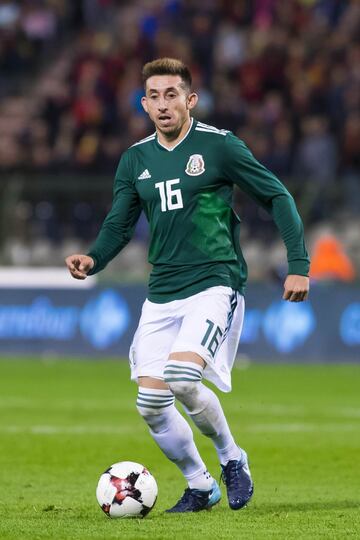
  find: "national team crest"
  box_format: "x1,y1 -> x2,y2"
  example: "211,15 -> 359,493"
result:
185,154 -> 205,176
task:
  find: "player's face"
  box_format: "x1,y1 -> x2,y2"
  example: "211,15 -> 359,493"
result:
141,75 -> 197,138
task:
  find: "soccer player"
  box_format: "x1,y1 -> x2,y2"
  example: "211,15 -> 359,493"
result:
66,58 -> 310,513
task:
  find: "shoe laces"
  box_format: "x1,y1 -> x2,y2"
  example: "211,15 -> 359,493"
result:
221,460 -> 242,488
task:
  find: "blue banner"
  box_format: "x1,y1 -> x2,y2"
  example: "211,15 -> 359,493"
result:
239,284 -> 360,361
0,284 -> 359,361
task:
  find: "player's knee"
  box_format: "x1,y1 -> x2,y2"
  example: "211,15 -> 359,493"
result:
163,360 -> 204,402
136,388 -> 175,433
165,379 -> 198,403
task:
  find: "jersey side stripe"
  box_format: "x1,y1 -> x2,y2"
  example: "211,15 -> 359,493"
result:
195,127 -> 227,136
221,291 -> 238,343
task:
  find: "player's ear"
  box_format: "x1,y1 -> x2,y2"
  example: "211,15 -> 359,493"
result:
141,96 -> 149,114
187,92 -> 198,111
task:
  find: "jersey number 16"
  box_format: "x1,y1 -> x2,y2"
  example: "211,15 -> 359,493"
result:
155,179 -> 184,212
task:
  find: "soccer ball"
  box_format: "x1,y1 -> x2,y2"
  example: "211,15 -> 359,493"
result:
96,461 -> 158,518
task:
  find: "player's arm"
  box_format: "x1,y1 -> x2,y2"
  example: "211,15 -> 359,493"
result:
65,152 -> 141,279
223,133 -> 310,302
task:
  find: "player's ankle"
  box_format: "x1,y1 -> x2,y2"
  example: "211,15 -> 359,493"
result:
187,469 -> 214,491
218,443 -> 242,466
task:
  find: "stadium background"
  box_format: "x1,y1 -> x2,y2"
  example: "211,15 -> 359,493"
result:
0,0 -> 359,360
0,1 -> 359,539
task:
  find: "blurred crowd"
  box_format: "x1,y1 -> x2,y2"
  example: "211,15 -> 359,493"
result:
0,0 -> 359,278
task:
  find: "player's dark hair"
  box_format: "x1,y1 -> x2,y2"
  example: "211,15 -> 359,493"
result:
142,58 -> 192,92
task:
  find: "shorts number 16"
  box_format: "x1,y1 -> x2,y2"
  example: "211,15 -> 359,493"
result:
201,319 -> 223,358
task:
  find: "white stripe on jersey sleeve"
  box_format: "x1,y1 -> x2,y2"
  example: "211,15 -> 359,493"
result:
196,121 -> 219,130
195,127 -> 228,136
196,121 -> 229,134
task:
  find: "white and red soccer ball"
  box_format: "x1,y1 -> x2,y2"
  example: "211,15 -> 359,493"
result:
96,461 -> 158,518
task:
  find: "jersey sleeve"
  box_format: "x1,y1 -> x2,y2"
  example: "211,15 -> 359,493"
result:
87,150 -> 141,274
223,132 -> 310,276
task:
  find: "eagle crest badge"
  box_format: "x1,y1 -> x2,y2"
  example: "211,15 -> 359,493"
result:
185,154 -> 205,176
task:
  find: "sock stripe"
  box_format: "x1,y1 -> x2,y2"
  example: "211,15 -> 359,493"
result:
136,400 -> 174,409
138,392 -> 173,400
164,369 -> 201,380
138,387 -> 173,396
164,376 -> 201,383
163,377 -> 202,383
137,388 -> 175,410
164,373 -> 201,382
137,396 -> 174,405
137,389 -> 175,409
165,364 -> 202,375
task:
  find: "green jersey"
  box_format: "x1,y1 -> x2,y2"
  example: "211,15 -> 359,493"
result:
88,118 -> 309,303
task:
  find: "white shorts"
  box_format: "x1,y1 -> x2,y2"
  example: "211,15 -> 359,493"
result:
129,286 -> 244,392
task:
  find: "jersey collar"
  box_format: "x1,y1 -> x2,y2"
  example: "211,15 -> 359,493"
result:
156,117 -> 194,152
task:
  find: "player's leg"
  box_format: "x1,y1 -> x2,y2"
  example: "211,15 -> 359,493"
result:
136,376 -> 220,512
136,375 -> 213,490
163,287 -> 253,509
164,288 -> 242,465
165,351 -> 242,465
130,299 -> 220,512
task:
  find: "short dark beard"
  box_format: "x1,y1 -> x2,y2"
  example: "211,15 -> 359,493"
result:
157,114 -> 189,141
158,124 -> 183,141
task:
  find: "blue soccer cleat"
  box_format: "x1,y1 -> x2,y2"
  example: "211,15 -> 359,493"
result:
165,479 -> 221,513
221,449 -> 254,510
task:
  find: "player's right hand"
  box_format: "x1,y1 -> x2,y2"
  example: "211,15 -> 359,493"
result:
65,254 -> 94,280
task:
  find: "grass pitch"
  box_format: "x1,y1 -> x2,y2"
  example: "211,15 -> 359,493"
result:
0,359 -> 359,540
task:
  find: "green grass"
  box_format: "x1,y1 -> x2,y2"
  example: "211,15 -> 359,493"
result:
0,359 -> 359,539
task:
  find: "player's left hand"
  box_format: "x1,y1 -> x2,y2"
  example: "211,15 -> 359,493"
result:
283,274 -> 309,302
